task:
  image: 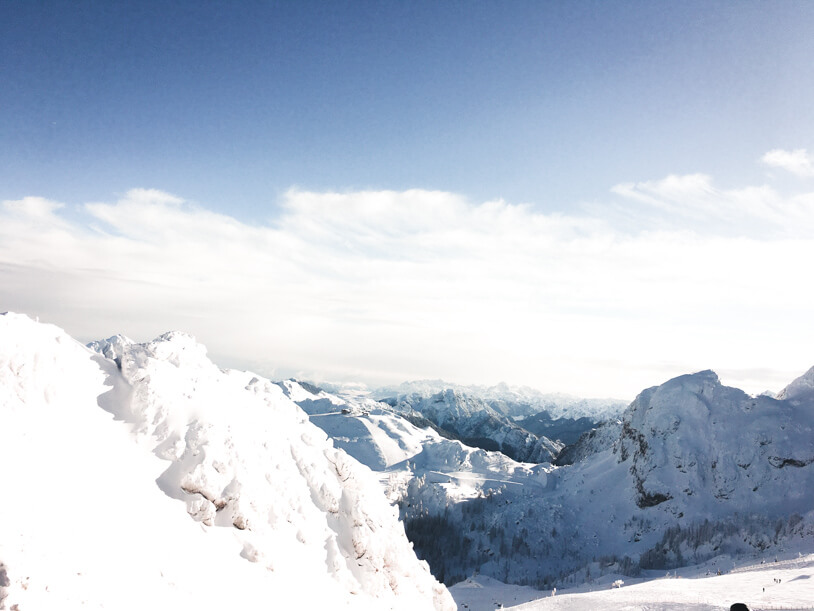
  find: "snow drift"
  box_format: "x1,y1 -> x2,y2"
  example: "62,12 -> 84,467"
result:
0,313 -> 453,610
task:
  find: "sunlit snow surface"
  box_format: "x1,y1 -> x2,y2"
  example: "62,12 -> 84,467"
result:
0,313 -> 453,610
278,378 -> 551,505
451,554 -> 814,611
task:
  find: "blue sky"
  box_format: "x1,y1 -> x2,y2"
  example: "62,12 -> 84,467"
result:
4,1 -> 813,213
3,1 -> 814,397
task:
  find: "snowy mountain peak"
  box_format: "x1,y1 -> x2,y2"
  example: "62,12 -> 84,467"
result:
651,369 -> 721,394
140,330 -> 211,368
86,333 -> 135,364
614,368 -> 814,514
624,369 -> 742,428
777,365 -> 814,404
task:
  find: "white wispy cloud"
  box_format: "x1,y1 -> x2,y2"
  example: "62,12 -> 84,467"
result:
1,179 -> 813,398
609,173 -> 814,235
761,148 -> 814,177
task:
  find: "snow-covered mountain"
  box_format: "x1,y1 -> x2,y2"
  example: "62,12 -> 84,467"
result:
777,364 -> 814,404
266,371 -> 814,589
364,380 -> 627,462
616,369 -> 814,514
379,388 -> 564,463
275,378 -> 441,472
392,369 -> 814,587
276,378 -> 547,507
553,417 -> 622,466
0,313 -> 454,610
518,410 -> 601,446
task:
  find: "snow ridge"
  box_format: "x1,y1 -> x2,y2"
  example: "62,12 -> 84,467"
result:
777,364 -> 814,404
0,313 -> 453,610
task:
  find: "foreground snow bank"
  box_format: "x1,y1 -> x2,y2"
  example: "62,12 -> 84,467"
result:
0,313 -> 453,610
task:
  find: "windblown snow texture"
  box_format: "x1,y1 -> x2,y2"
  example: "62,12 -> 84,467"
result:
0,313 -> 453,610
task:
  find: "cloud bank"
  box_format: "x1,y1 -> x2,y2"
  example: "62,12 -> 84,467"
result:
2,170 -> 814,398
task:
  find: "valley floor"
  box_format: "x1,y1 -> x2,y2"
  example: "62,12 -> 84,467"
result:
450,553 -> 814,611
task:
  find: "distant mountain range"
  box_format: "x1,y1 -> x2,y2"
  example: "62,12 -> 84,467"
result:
312,378 -> 627,462
368,378 -> 628,420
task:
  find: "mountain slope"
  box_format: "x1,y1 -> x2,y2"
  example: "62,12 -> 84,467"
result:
553,417 -> 622,466
0,313 -> 453,610
276,378 -> 441,471
615,369 -> 814,513
518,410 -> 599,445
395,369 -> 814,586
277,379 -> 546,509
777,364 -> 814,404
552,369 -> 814,570
381,389 -> 564,463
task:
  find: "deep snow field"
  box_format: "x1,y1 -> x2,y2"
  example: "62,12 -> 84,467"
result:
451,553 -> 814,611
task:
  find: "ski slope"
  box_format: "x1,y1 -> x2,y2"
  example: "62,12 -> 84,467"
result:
451,554 -> 814,611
